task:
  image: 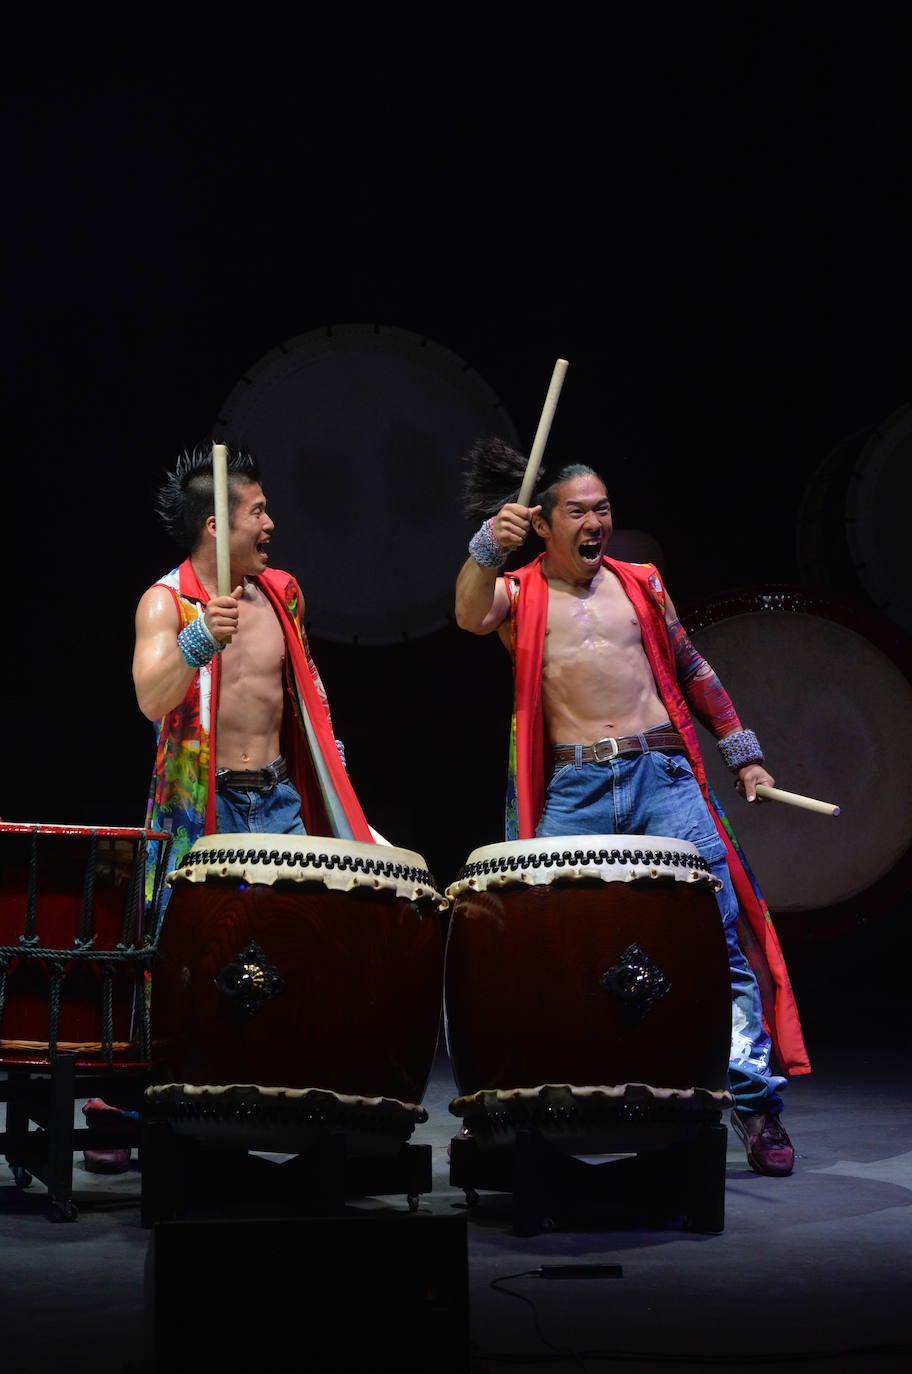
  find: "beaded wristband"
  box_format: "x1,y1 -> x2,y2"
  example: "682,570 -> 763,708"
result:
468,518 -> 508,568
335,738 -> 347,768
178,614 -> 224,668
717,728 -> 764,773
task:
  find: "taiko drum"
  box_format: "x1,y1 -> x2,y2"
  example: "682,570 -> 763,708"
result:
151,835 -> 447,1105
443,835 -> 732,1097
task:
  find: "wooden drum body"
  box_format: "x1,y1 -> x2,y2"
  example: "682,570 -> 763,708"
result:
0,822 -> 171,1068
151,835 -> 447,1107
443,836 -> 733,1145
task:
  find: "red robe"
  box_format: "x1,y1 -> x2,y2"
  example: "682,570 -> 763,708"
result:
505,554 -> 810,1078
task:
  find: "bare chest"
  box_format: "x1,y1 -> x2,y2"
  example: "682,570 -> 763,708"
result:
229,589 -> 286,673
544,575 -> 642,658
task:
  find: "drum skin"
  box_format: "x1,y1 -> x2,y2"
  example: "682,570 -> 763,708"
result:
686,586 -> 912,941
151,837 -> 446,1104
0,823 -> 169,1068
444,838 -> 732,1098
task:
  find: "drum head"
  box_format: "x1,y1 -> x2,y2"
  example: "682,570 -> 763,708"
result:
687,586 -> 912,941
168,834 -> 446,905
213,323 -> 520,644
446,835 -> 714,898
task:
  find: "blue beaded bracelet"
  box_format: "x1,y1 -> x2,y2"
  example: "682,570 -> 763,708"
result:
178,614 -> 224,668
717,728 -> 764,773
468,518 -> 508,568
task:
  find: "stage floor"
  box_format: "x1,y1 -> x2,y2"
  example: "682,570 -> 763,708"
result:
1,1037 -> 911,1374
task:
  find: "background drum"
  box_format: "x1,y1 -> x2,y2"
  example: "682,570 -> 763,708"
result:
685,586 -> 912,943
796,402 -> 912,636
443,836 -> 731,1114
213,322 -> 521,645
151,835 -> 447,1106
0,823 -> 171,1067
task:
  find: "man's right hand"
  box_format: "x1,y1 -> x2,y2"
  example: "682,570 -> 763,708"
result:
491,503 -> 542,553
205,585 -> 245,643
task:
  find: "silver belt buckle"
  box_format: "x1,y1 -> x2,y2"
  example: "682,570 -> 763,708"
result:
262,763 -> 280,791
591,737 -> 619,763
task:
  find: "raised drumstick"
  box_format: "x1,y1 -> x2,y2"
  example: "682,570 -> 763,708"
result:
211,442 -> 234,645
212,442 -> 231,596
517,358 -> 569,507
755,784 -> 840,817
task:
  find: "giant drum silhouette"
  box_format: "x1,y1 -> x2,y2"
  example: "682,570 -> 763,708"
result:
687,587 -> 912,941
443,836 -> 732,1148
152,835 -> 447,1107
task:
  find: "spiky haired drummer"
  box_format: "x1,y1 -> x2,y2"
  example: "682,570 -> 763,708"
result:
134,441 -> 374,896
454,437 -> 807,1177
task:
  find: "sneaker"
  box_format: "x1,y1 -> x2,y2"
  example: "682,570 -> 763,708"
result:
83,1147 -> 132,1174
730,1108 -> 795,1176
82,1098 -> 136,1174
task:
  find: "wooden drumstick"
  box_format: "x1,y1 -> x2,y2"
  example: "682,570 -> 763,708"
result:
211,442 -> 234,647
212,442 -> 231,596
755,784 -> 840,817
517,358 -> 569,507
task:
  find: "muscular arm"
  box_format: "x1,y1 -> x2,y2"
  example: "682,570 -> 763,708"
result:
132,583 -> 242,721
454,501 -> 540,635
665,603 -> 741,739
454,558 -> 510,635
665,594 -> 774,800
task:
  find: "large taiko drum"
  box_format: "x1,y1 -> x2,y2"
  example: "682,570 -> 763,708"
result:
151,835 -> 447,1108
0,822 -> 172,1067
686,586 -> 912,942
443,836 -> 732,1147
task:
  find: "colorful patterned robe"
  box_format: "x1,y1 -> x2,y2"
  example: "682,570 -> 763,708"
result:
143,560 -> 374,916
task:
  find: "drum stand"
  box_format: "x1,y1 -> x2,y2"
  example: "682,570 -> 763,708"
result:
140,1086 -> 434,1227
0,1052 -> 149,1221
448,1108 -> 729,1238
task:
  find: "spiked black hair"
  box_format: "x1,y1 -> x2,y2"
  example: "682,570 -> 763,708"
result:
461,437 -> 539,522
461,437 -> 603,525
154,441 -> 261,555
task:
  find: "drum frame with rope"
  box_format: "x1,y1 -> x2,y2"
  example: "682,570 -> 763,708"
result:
0,821 -> 172,1220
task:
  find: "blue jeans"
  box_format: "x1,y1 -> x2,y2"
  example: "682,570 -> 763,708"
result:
536,742 -> 786,1115
215,778 -> 307,835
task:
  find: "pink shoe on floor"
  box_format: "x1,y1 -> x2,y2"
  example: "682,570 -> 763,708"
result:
82,1098 -> 137,1173
730,1108 -> 795,1176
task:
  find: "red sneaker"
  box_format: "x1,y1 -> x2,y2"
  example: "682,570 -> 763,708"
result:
731,1109 -> 795,1176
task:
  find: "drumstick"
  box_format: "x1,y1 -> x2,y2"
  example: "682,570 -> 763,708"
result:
755,784 -> 840,817
211,442 -> 235,647
517,358 -> 569,507
212,442 -> 231,596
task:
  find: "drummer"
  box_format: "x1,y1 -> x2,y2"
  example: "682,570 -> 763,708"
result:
454,441 -> 809,1178
133,440 -> 375,896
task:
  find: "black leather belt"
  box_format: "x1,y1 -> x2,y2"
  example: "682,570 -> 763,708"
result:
215,757 -> 288,793
552,729 -> 687,766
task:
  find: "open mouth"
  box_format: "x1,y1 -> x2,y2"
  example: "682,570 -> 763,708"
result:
579,540 -> 602,564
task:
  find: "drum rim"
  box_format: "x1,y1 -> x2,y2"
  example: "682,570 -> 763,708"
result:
682,583 -> 912,682
0,822 -> 170,840
446,835 -> 718,898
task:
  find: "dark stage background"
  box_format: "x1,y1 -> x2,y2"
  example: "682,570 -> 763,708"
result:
3,14 -> 911,1048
